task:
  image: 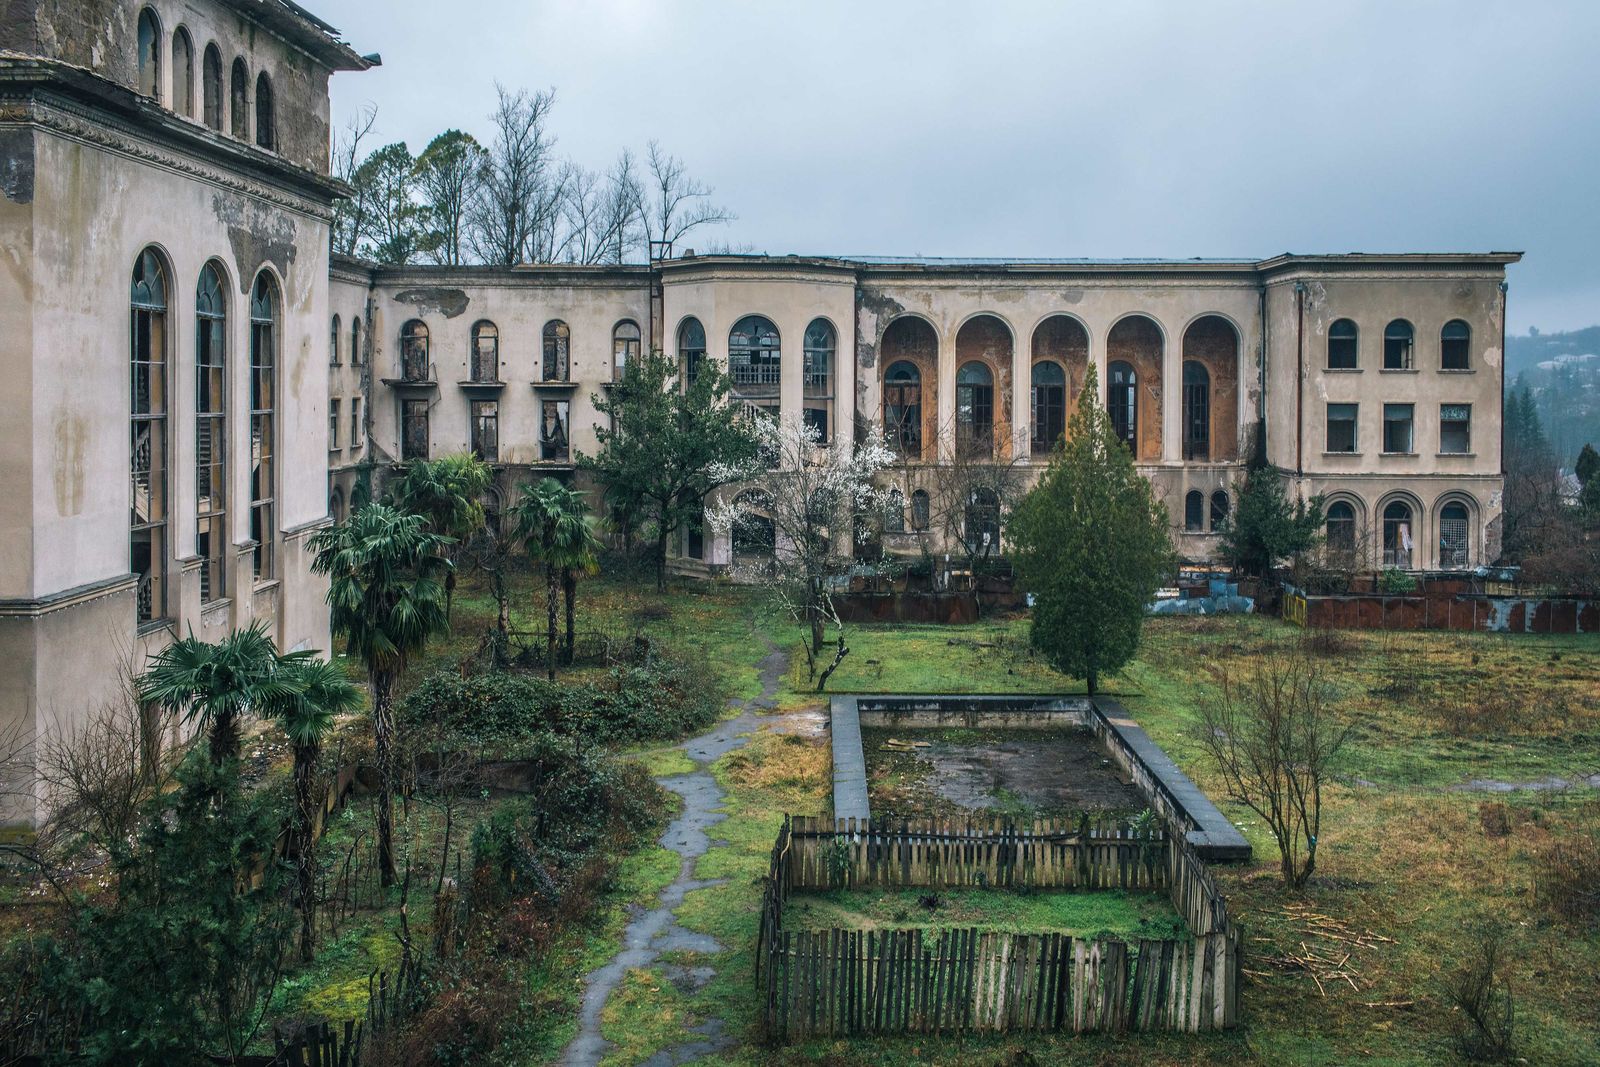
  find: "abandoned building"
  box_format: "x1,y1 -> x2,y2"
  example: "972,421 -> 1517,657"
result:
0,0 -> 1516,824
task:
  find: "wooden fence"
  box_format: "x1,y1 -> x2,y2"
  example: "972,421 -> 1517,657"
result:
757,817 -> 1240,1039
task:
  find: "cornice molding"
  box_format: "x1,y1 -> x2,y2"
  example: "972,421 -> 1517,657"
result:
0,573 -> 136,619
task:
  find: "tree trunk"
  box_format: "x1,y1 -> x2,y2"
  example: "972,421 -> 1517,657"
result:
445,568 -> 458,622
372,669 -> 398,887
294,741 -> 319,962
493,567 -> 511,668
656,528 -> 670,593
546,562 -> 559,682
208,707 -> 240,768
809,579 -> 825,655
563,569 -> 577,665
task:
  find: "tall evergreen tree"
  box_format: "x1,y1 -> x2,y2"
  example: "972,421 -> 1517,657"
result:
1215,438 -> 1325,578
1009,366 -> 1173,693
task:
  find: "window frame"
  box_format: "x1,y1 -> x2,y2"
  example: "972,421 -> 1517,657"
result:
136,8 -> 162,101
1326,402 -> 1359,454
1440,320 -> 1472,371
202,43 -> 223,130
249,272 -> 279,581
470,400 -> 499,462
196,262 -> 228,604
1108,360 -> 1138,450
131,248 -> 170,625
471,320 -> 500,383
542,320 -> 570,382
1030,360 -> 1066,456
229,56 -> 249,139
729,315 -> 781,391
1382,319 -> 1415,371
955,361 -> 994,459
1382,402 -> 1415,455
401,398 -> 430,463
1439,403 -> 1472,455
1184,490 -> 1204,533
171,27 -> 195,117
678,317 -> 706,384
612,320 -> 641,381
1182,360 -> 1210,461
400,319 -> 430,380
253,71 -> 274,150
883,360 -> 923,459
1327,318 -> 1359,370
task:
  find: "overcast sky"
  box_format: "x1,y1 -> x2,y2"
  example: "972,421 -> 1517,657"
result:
314,0 -> 1600,333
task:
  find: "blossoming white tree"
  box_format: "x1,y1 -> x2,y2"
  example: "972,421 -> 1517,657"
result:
708,413 -> 895,690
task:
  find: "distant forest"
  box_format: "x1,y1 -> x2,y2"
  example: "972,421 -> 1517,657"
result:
1507,327 -> 1600,472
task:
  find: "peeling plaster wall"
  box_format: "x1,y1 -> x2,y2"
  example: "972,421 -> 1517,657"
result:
0,128 -> 36,599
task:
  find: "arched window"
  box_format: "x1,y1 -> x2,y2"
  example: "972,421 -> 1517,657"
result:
171,29 -> 194,117
1439,501 -> 1471,568
612,320 -> 640,381
136,8 -> 161,100
956,362 -> 994,458
883,487 -> 906,534
1210,490 -> 1230,532
678,317 -> 705,383
131,249 -> 169,624
197,264 -> 228,603
249,273 -> 278,580
351,316 -> 363,366
729,315 -> 780,392
1441,320 -> 1471,371
400,319 -> 429,380
1184,490 -> 1204,533
229,57 -> 248,139
254,72 -> 274,150
1031,361 -> 1066,455
1108,361 -> 1137,449
202,44 -> 223,129
1182,361 -> 1211,461
471,320 -> 499,382
911,489 -> 931,531
884,361 -> 923,458
329,489 -> 344,525
542,320 -> 570,381
1383,319 -> 1414,370
1328,318 -> 1358,369
804,319 -> 834,392
1382,500 -> 1413,568
964,487 -> 1001,556
1326,501 -> 1357,557
329,314 -> 340,365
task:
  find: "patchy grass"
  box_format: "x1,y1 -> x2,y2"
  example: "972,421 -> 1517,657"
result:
783,887 -> 1187,941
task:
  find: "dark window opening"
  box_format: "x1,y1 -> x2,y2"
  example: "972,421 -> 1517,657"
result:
541,399 -> 570,461
1383,403 -> 1414,454
472,320 -> 499,382
804,319 -> 833,394
803,406 -> 829,444
678,317 -> 705,384
956,361 -> 994,459
1108,360 -> 1137,450
471,400 -> 499,462
172,29 -> 194,116
137,9 -> 161,100
401,399 -> 430,462
249,273 -> 277,580
884,361 -> 923,458
729,315 -> 781,392
964,488 -> 1001,556
1184,490 -> 1204,533
1031,361 -> 1066,455
1439,502 -> 1470,568
1326,403 -> 1358,453
131,249 -> 169,622
1326,502 -> 1357,558
1383,319 -> 1414,370
1383,501 -> 1414,568
202,44 -> 223,129
254,72 -> 274,150
1441,320 -> 1471,371
613,320 -> 640,380
1182,360 -> 1210,461
1440,404 -> 1471,454
1328,318 -> 1358,369
197,263 -> 227,603
911,489 -> 931,531
542,320 -> 570,381
1210,491 -> 1229,532
400,319 -> 429,380
229,57 -> 248,139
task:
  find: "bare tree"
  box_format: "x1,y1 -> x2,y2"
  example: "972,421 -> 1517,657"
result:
1196,646 -> 1352,889
330,103 -> 378,257
916,418 -> 1031,599
635,140 -> 734,257
466,85 -> 566,266
557,151 -> 644,264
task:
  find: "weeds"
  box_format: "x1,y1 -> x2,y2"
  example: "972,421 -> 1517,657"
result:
1442,923 -> 1516,1062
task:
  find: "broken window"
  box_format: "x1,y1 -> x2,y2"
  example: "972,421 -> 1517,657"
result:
1327,318 -> 1358,369
541,399 -> 570,461
137,8 -> 161,100
471,320 -> 499,382
250,273 -> 277,580
254,72 -> 274,150
1439,502 -> 1470,568
956,361 -> 994,459
172,29 -> 194,117
131,249 -> 169,624
1383,319 -> 1414,370
1439,404 -> 1471,454
1210,491 -> 1230,532
542,320 -> 570,381
330,314 -> 341,365
883,361 -> 923,459
1326,501 -> 1357,558
1326,403 -> 1358,453
1185,490 -> 1204,533
1108,360 -> 1137,450
471,400 -> 499,462
400,319 -> 430,380
804,319 -> 833,393
1441,320 -> 1471,371
802,407 -> 829,443
1382,501 -> 1414,568
911,489 -> 931,531
1182,360 -> 1211,461
230,57 -> 248,139
202,44 -> 223,130
964,488 -> 1001,556
613,320 -> 640,381
1382,403 -> 1414,454
197,263 -> 227,603
729,315 -> 781,392
678,317 -> 705,383
1031,361 -> 1066,455
401,399 -> 429,462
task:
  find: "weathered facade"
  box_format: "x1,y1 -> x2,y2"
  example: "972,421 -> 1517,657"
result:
0,0 -> 371,823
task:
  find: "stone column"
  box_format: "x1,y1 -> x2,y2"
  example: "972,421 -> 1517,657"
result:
937,322 -> 956,463
1164,318 -> 1182,464
1011,322 -> 1030,461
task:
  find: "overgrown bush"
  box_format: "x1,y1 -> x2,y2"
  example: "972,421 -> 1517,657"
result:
1442,923 -> 1516,1062
1531,814 -> 1600,921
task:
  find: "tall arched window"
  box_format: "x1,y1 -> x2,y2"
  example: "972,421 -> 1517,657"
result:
1326,501 -> 1357,558
197,264 -> 228,603
329,314 -> 341,365
250,273 -> 278,580
965,487 -> 1001,556
1328,318 -> 1358,369
956,362 -> 994,458
202,44 -> 223,129
230,57 -> 248,139
1382,500 -> 1413,568
678,317 -> 705,383
1210,490 -> 1230,532
1185,490 -> 1204,533
612,320 -> 640,380
911,489 -> 931,531
136,8 -> 161,100
804,319 -> 834,392
471,320 -> 499,382
883,361 -> 923,459
1383,319 -> 1414,370
254,72 -> 274,150
351,316 -> 363,366
400,319 -> 429,380
883,488 -> 906,534
171,29 -> 194,117
1183,361 -> 1211,460
729,315 -> 780,392
131,250 -> 169,624
542,320 -> 569,381
1031,361 -> 1066,455
1441,320 -> 1471,370
1108,361 -> 1137,449
1439,501 -> 1471,568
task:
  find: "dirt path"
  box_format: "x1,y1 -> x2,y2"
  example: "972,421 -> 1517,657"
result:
559,644 -> 788,1067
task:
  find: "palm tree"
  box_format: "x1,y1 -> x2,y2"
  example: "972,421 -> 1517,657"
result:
137,620 -> 294,768
265,655 -> 361,962
309,504 -> 451,885
389,452 -> 492,621
512,479 -> 601,681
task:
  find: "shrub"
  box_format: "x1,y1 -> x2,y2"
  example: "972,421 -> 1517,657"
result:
1377,567 -> 1418,594
1532,818 -> 1600,921
1442,923 -> 1516,1062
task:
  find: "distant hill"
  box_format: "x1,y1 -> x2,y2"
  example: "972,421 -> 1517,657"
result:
1507,327 -> 1600,469
1506,325 -> 1600,379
